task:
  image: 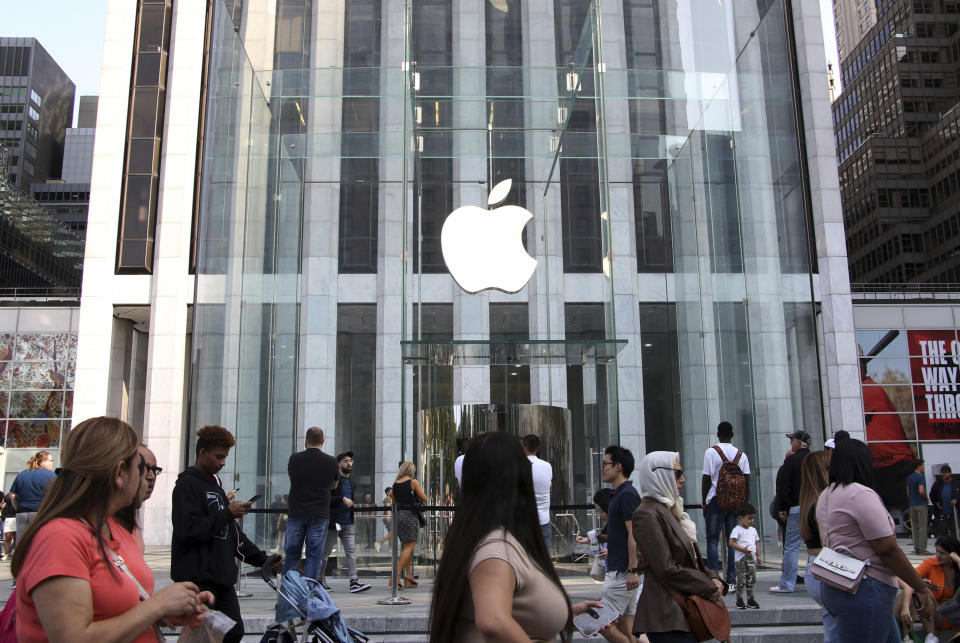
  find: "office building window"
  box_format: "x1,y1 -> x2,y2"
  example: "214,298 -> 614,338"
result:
117,0 -> 172,274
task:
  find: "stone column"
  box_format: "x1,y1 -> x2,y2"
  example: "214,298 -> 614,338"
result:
791,0 -> 863,437
451,0 -> 491,408
141,0 -> 207,545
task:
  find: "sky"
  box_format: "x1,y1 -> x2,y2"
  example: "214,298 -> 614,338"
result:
3,0 -> 842,125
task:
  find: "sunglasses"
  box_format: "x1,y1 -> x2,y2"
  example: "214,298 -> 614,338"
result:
654,466 -> 684,480
146,466 -> 163,476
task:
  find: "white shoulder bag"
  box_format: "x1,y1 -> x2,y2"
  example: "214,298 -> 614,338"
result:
809,490 -> 870,594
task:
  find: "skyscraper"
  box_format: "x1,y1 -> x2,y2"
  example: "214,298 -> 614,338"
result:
0,38 -> 75,190
832,0 -> 879,60
833,0 -> 960,283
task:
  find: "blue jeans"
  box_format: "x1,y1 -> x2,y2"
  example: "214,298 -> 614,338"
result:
805,554 -> 837,640
820,576 -> 899,643
705,499 -> 737,583
777,506 -> 801,590
541,523 -> 552,553
282,517 -> 329,580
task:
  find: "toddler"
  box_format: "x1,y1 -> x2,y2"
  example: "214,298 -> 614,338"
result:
728,502 -> 761,609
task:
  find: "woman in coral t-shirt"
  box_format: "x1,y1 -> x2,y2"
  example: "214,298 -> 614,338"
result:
12,417 -> 212,643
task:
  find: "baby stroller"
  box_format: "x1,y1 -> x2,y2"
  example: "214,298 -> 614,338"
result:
258,555 -> 368,643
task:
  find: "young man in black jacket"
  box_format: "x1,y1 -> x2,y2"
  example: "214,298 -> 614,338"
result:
172,425 -> 281,643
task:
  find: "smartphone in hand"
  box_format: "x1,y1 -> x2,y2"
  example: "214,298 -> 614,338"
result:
247,494 -> 262,504
573,601 -> 619,637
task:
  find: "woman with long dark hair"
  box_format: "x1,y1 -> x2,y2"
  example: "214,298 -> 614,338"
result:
12,417 -> 211,642
816,438 -> 936,642
429,432 -> 600,641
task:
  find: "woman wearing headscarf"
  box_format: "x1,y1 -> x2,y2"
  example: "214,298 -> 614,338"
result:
631,451 -> 725,643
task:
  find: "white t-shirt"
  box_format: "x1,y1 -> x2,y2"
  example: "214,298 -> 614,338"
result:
702,442 -> 750,504
454,454 -> 465,486
728,525 -> 758,562
528,455 -> 552,526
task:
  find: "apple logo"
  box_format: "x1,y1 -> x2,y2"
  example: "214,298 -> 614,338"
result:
440,179 -> 537,294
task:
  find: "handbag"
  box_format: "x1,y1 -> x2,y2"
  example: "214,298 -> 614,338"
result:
667,588 -> 731,643
665,538 -> 730,642
589,551 -> 605,581
809,491 -> 870,594
413,496 -> 427,528
0,592 -> 16,643
810,546 -> 869,594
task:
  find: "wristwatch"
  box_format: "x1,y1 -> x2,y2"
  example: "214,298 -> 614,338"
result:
628,567 -> 643,574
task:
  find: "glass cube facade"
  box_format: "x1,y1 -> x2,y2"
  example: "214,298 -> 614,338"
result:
188,0 -> 828,559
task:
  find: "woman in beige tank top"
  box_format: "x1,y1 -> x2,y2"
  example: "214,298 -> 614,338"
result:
429,431 -> 602,641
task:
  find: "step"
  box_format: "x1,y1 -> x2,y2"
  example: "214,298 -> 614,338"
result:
242,627 -> 824,643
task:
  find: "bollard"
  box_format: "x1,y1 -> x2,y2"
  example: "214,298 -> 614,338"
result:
377,504 -> 411,605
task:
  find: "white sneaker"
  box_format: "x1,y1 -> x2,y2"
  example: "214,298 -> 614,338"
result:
768,586 -> 794,593
374,542 -> 381,552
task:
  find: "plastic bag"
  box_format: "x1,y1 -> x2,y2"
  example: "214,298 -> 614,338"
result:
176,610 -> 236,643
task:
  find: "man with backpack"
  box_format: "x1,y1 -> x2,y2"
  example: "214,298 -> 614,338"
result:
701,421 -> 750,586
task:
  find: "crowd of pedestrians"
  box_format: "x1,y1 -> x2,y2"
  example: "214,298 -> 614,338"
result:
5,415 -> 960,642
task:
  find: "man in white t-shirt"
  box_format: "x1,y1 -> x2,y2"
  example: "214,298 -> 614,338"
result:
453,437 -> 469,492
522,434 -> 553,552
701,421 -> 750,586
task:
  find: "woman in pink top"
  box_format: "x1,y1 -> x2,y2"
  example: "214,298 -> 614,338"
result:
12,417 -> 212,642
815,438 -> 935,643
429,432 -> 601,641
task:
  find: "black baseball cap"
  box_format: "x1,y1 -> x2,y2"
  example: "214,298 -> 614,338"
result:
786,430 -> 811,444
336,451 -> 354,463
833,430 -> 851,442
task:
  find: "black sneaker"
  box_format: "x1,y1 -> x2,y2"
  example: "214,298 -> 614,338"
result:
319,579 -> 331,591
349,578 -> 371,593
735,598 -> 745,610
747,598 -> 760,609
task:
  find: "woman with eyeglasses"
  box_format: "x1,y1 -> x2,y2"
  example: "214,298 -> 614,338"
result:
631,451 -> 725,643
12,416 -> 212,642
115,444 -> 161,553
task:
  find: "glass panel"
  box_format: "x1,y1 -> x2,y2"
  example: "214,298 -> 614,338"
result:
131,87 -> 162,139
336,305 -> 376,491
7,419 -> 61,448
639,303 -> 681,452
490,304 -> 531,405
128,139 -> 160,175
135,52 -> 165,87
122,174 -> 154,238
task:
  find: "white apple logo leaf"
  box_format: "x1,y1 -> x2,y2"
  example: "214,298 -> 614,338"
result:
487,178 -> 513,207
441,180 -> 537,294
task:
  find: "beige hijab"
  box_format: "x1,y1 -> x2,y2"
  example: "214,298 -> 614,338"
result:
637,450 -> 698,542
